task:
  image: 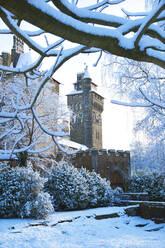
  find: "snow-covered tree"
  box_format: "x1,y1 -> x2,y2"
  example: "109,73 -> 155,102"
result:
0,73 -> 72,161
146,0 -> 162,10
101,0 -> 165,171
0,0 -> 165,159
103,51 -> 165,170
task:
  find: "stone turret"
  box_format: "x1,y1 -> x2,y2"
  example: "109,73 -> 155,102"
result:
67,68 -> 104,148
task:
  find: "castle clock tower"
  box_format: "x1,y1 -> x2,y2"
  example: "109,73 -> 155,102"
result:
67,68 -> 104,148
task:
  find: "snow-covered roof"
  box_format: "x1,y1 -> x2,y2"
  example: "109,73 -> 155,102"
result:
58,138 -> 88,150
90,89 -> 104,99
66,90 -> 83,96
15,51 -> 32,68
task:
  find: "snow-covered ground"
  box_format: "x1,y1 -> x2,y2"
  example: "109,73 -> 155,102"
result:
0,206 -> 165,248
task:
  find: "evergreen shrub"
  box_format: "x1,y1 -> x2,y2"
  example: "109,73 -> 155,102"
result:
79,167 -> 113,207
45,161 -> 113,210
0,167 -> 54,219
126,172 -> 165,201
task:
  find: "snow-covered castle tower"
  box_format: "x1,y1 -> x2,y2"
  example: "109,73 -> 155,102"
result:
67,67 -> 104,148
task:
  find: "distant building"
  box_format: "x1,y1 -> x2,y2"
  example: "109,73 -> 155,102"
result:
0,52 -> 11,67
11,35 -> 24,67
0,35 -> 31,70
0,35 -> 24,68
67,67 -> 104,149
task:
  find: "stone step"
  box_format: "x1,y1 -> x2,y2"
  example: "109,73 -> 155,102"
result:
121,192 -> 149,201
139,202 -> 165,219
122,201 -> 165,221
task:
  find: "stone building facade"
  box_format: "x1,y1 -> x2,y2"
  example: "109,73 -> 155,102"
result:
67,69 -> 104,149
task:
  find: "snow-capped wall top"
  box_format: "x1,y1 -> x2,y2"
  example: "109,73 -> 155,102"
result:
66,90 -> 83,96
58,138 -> 88,150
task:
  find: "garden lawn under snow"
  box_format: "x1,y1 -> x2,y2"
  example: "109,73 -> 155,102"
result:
0,205 -> 165,248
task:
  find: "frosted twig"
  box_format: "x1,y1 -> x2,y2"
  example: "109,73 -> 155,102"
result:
93,51 -> 103,67
134,2 -> 165,48
9,133 -> 26,159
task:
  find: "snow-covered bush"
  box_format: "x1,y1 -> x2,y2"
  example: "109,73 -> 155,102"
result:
126,172 -> 165,201
79,168 -> 113,207
45,162 -> 113,210
111,187 -> 124,204
45,162 -> 89,210
0,167 -> 54,219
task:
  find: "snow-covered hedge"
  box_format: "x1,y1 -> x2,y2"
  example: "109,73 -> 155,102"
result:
45,162 -> 113,210
79,168 -> 113,208
0,167 -> 54,219
126,172 -> 165,201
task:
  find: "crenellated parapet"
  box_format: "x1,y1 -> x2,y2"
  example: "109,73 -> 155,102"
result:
70,148 -> 130,159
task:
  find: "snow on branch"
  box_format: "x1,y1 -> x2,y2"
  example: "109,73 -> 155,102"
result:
121,8 -> 149,17
28,144 -> 54,154
0,7 -> 46,55
0,28 -> 45,36
0,0 -> 163,68
0,0 -> 165,160
139,87 -> 165,109
52,136 -> 81,155
82,0 -> 125,11
134,1 -> 165,48
111,99 -> 153,108
32,108 -> 69,138
0,0 -> 164,70
52,0 -> 126,27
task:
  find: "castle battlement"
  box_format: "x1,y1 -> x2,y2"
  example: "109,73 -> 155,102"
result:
70,148 -> 130,158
